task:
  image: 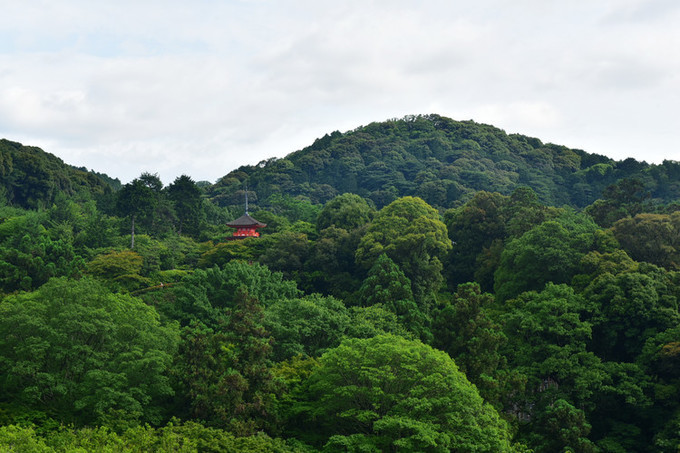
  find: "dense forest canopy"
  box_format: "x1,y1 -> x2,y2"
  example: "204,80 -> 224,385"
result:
206,114 -> 680,213
3,114 -> 680,451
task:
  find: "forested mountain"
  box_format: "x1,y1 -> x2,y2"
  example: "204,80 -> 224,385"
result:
207,114 -> 680,212
0,139 -> 119,210
3,116 -> 680,451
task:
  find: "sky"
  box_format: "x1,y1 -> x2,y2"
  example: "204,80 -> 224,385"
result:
2,0 -> 680,184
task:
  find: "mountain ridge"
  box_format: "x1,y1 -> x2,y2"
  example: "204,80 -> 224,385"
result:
206,114 -> 676,211
4,114 -> 679,212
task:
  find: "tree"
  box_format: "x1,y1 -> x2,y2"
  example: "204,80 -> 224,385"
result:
582,265 -> 680,362
356,254 -> 429,341
444,191 -> 509,287
305,225 -> 363,299
290,335 -> 514,452
85,249 -> 151,292
264,294 -> 351,361
138,172 -> 176,237
501,284 -> 603,411
175,289 -> 277,435
0,211 -> 82,293
431,283 -> 506,400
585,178 -> 649,227
526,399 -> 597,453
356,196 -> 452,307
494,211 -> 598,302
501,284 -> 605,451
611,212 -> 680,270
257,232 -> 311,282
116,178 -> 156,249
156,262 -> 300,329
167,175 -> 204,237
0,277 -> 179,426
316,193 -> 375,231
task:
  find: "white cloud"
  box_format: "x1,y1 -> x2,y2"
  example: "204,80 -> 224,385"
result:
1,0 -> 680,184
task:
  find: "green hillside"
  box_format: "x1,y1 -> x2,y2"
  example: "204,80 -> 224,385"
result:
0,138 -> 119,209
207,114 -> 679,212
4,117 -> 680,451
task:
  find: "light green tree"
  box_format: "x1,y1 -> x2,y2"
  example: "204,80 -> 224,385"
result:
291,334 -> 514,452
0,277 -> 179,426
356,196 -> 451,307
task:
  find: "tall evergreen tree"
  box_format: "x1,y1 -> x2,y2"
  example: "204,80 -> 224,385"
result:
357,253 -> 429,341
175,288 -> 277,435
168,175 -> 203,237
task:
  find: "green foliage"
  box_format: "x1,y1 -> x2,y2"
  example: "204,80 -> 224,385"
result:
585,178 -> 650,227
174,289 -> 277,435
264,193 -> 322,224
265,294 -> 351,361
305,225 -> 364,300
345,305 -> 413,340
291,334 -> 514,452
257,231 -> 312,280
494,211 -> 598,301
0,139 -> 115,210
356,254 -> 429,341
356,196 -> 452,306
444,191 -> 510,287
316,193 -> 375,231
157,262 -> 300,329
0,211 -> 83,293
86,249 -> 151,292
116,177 -> 158,249
525,399 -> 597,453
0,421 -> 309,452
206,115 -> 669,213
502,284 -> 602,408
432,283 -> 506,401
8,118 -> 680,450
611,212 -> 680,270
199,239 -> 259,267
582,264 -> 680,362
500,284 -> 607,451
0,277 -> 179,426
167,175 -> 205,238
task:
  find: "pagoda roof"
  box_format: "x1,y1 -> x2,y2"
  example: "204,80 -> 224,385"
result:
226,213 -> 267,227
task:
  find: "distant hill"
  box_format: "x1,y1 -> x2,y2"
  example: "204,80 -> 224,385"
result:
0,139 -> 120,209
206,114 -> 680,211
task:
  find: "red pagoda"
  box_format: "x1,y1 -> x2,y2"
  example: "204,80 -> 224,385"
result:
226,212 -> 266,238
226,188 -> 266,239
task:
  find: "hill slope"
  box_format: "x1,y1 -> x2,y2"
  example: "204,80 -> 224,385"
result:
0,139 -> 120,209
207,114 -> 678,210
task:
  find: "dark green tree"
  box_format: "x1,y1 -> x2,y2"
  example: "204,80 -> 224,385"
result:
494,211 -> 598,301
611,212 -> 680,270
431,283 -> 506,401
444,191 -> 509,287
356,254 -> 429,341
175,289 -> 277,435
582,265 -> 680,362
116,178 -> 157,249
167,175 -> 204,238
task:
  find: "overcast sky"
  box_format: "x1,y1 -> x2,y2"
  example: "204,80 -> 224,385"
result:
2,0 -> 680,184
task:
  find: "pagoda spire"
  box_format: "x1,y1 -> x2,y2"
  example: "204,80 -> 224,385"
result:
226,185 -> 266,239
